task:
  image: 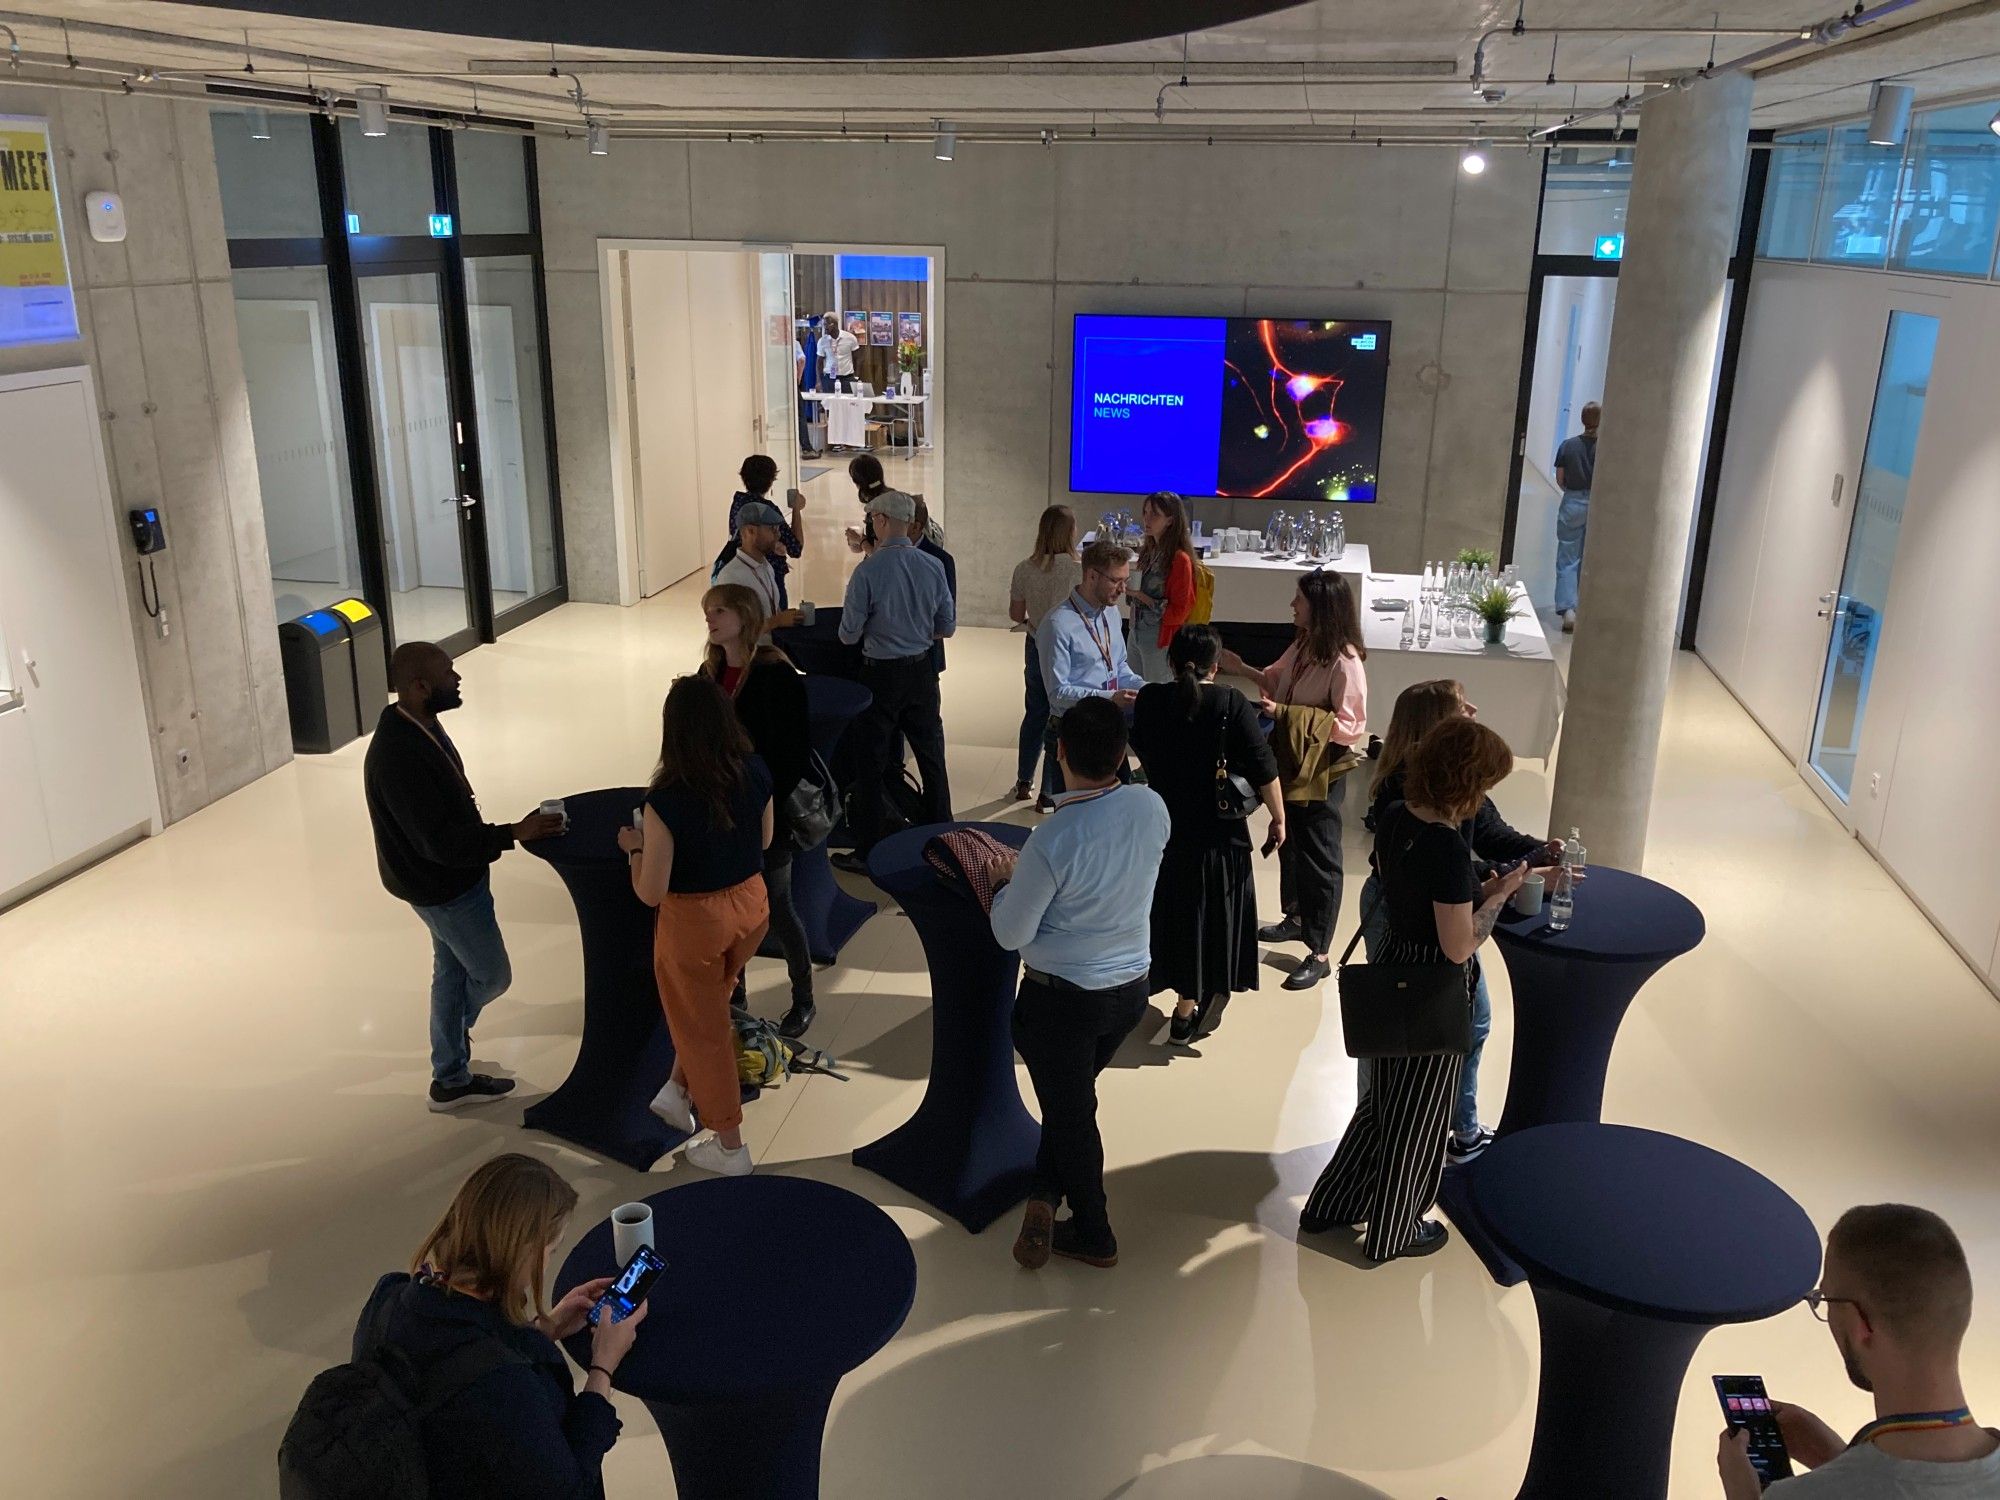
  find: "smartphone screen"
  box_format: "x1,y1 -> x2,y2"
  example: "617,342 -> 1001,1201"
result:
588,1245 -> 666,1326
1714,1375 -> 1792,1488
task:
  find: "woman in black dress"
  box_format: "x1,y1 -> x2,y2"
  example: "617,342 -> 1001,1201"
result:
1131,626 -> 1286,1044
1301,716 -> 1526,1262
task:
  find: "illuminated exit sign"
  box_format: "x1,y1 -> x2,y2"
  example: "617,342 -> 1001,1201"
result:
1592,234 -> 1626,261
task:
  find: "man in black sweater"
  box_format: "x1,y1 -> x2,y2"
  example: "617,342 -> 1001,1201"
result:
364,642 -> 563,1111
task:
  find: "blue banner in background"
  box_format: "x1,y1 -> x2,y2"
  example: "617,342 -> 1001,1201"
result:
835,254 -> 930,282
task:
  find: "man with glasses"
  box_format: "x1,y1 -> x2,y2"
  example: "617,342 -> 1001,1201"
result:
1036,538 -> 1145,799
1717,1203 -> 1996,1497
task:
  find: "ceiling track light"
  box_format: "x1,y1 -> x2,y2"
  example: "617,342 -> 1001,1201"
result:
587,118 -> 609,155
933,119 -> 955,161
1461,137 -> 1490,175
356,84 -> 389,137
247,106 -> 272,141
1866,81 -> 1913,148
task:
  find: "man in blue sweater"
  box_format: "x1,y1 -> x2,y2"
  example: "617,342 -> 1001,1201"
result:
989,698 -> 1170,1270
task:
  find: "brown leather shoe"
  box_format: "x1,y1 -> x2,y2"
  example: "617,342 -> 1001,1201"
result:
1013,1200 -> 1054,1269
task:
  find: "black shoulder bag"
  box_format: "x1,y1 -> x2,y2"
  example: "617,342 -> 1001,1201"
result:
1335,857 -> 1475,1059
1213,700 -> 1260,820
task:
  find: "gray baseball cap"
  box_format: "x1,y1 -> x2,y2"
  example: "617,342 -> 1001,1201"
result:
867,489 -> 916,524
736,499 -> 786,528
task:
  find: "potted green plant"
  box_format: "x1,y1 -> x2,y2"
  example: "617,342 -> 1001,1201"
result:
1456,545 -> 1497,570
1471,581 -> 1521,645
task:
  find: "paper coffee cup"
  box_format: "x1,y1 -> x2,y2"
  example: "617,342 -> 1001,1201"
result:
800,601 -> 817,626
1512,873 -> 1545,916
540,797 -> 568,832
611,1202 -> 654,1264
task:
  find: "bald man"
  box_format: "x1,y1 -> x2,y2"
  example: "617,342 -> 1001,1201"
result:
362,642 -> 563,1112
1718,1204 -> 1997,1498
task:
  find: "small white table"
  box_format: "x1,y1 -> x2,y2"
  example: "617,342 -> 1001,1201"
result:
803,391 -> 929,452
1201,542 -> 1372,620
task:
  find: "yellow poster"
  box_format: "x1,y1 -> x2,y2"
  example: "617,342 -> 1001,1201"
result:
0,116 -> 77,345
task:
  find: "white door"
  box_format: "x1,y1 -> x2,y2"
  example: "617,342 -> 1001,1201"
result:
683,252 -> 760,566
0,372 -> 158,868
624,249 -> 706,596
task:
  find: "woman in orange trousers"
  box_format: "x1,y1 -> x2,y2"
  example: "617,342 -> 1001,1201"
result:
618,674 -> 772,1175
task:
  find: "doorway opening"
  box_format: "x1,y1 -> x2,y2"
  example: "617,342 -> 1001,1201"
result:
601,241 -> 942,607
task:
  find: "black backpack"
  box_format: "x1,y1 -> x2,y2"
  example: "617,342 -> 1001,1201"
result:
277,1295 -> 528,1500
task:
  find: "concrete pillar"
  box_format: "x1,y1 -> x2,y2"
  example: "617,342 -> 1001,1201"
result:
1548,74 -> 1751,870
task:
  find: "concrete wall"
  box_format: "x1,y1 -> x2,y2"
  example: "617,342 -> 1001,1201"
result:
0,87 -> 289,823
539,138 -> 1538,622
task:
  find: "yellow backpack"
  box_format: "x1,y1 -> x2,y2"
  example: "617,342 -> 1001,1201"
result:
1188,560 -> 1217,625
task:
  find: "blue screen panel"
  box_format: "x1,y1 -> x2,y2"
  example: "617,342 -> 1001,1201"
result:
1070,315 -> 1226,496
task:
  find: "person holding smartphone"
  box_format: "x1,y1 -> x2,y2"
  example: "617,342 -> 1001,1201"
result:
1717,1204 -> 1997,1498
343,1154 -> 646,1499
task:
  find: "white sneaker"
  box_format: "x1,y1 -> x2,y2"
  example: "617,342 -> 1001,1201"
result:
1560,610 -> 1576,634
684,1134 -> 753,1176
649,1078 -> 695,1133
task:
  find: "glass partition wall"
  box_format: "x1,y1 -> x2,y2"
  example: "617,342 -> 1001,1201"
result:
210,104 -> 565,656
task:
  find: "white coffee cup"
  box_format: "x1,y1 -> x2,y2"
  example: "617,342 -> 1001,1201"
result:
1512,873 -> 1545,916
540,797 -> 568,832
799,601 -> 817,626
611,1202 -> 654,1264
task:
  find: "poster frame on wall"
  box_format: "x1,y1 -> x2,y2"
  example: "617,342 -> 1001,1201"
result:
0,116 -> 79,348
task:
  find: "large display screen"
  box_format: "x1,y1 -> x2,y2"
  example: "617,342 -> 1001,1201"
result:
1070,313 -> 1390,502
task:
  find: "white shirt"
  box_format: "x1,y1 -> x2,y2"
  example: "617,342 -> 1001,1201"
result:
830,330 -> 859,377
713,549 -> 780,619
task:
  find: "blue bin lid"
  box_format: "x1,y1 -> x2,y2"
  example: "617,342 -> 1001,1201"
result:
297,609 -> 345,639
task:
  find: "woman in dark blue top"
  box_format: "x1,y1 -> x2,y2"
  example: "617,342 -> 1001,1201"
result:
618,675 -> 773,1176
346,1153 -> 644,1500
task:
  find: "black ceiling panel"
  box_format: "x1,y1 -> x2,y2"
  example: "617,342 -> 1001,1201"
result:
186,1 -> 1312,59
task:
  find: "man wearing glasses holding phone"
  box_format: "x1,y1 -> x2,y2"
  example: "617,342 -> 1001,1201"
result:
1036,538 -> 1145,798
1718,1203 -> 1997,1497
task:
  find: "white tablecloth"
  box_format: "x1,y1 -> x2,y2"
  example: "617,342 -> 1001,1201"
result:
804,392 -> 929,450
1202,543 -> 1372,621
1354,573 -> 1566,759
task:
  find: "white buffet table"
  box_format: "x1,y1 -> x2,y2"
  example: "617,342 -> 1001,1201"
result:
803,391 -> 928,452
1202,542 -> 1371,621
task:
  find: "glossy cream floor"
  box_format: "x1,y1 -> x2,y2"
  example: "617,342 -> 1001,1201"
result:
5,523 -> 1999,1497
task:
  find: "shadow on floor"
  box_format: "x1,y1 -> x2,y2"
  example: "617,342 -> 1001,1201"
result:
1103,1453 -> 1399,1500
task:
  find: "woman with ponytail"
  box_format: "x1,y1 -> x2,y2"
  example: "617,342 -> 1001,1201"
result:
1129,625 -> 1285,1043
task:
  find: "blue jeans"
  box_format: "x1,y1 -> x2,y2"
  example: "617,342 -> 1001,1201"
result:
1127,619 -> 1172,684
412,874 -> 513,1087
1554,491 -> 1589,614
1354,872 -> 1492,1139
1017,635 -> 1053,792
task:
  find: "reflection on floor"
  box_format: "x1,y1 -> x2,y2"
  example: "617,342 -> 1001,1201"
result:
2,579 -> 1996,1498
272,578 -> 529,642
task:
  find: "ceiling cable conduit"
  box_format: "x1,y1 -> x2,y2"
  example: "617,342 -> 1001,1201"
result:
1470,23 -> 1812,96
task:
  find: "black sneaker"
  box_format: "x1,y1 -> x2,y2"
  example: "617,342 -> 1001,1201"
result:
779,1000 -> 816,1039
831,850 -> 870,876
429,1074 -> 516,1113
1051,1220 -> 1118,1268
1258,915 -> 1303,944
1168,1008 -> 1198,1044
1446,1126 -> 1496,1164
1281,956 -> 1332,991
1377,1219 -> 1450,1262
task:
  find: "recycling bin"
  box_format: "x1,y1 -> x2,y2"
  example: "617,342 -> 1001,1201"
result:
278,608 -> 360,754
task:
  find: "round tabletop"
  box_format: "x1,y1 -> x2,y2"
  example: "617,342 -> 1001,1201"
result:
802,674 -> 871,725
1493,866 -> 1705,966
1468,1124 -> 1820,1324
866,820 -> 1031,901
521,787 -> 647,870
556,1177 -> 915,1402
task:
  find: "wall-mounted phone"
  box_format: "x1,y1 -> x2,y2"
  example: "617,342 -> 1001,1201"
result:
130,506 -> 170,638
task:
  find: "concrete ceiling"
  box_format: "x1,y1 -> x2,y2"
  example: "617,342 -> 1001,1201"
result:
2,0 -> 1997,145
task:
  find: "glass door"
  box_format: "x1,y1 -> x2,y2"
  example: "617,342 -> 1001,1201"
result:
355,268 -> 477,651
1804,310 -> 1939,804
755,251 -> 799,490
464,254 -> 561,622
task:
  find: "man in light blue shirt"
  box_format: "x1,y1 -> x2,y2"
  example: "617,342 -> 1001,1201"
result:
989,698 -> 1169,1272
837,489 -> 956,855
1036,537 -> 1144,795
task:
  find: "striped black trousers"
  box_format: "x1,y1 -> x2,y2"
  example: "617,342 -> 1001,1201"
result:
1303,934 -> 1469,1260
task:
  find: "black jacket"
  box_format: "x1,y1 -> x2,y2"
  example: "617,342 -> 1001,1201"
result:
728,655 -> 809,843
1366,769 -> 1544,876
363,706 -> 514,906
353,1273 -> 619,1500
1130,680 -> 1279,852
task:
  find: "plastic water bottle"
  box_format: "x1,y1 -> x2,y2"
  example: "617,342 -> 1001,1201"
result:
1548,863 -> 1575,931
1400,604 -> 1416,648
1562,826 -> 1586,877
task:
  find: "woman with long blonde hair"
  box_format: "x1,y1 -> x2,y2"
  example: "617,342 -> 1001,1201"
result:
341,1154 -> 643,1495
1007,504 -> 1082,808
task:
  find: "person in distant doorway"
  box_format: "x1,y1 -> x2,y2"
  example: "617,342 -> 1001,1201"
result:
834,487 -> 956,861
363,643 -> 564,1112
1037,538 -> 1146,799
1717,1203 -> 1999,1499
1008,504 -> 1082,808
1126,490 -> 1198,685
990,698 -> 1171,1271
714,455 -> 805,607
795,332 -> 819,457
1553,400 -> 1600,633
822,311 -> 859,395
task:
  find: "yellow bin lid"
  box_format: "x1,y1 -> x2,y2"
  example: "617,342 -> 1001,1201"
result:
331,598 -> 374,624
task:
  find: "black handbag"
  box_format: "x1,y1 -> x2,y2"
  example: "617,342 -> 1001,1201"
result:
1335,881 -> 1475,1059
783,750 -> 837,851
1213,703 -> 1259,821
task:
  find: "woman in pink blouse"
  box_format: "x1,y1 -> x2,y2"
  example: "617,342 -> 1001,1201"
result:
1218,570 -> 1368,990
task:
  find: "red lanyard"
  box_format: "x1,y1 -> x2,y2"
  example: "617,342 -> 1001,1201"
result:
1070,598 -> 1115,674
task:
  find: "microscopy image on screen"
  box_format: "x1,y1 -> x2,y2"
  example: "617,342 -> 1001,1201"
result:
1217,318 -> 1389,502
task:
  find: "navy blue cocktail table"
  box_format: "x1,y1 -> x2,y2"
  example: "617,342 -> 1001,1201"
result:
557,1176 -> 915,1499
1468,1124 -> 1820,1500
521,787 -> 683,1170
760,674 -> 877,965
1439,866 -> 1705,1281
851,821 -> 1039,1232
